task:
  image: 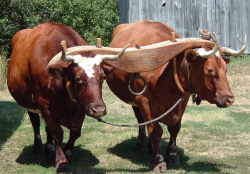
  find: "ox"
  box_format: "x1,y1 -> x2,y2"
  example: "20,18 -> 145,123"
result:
7,22 -> 128,172
105,20 -> 246,172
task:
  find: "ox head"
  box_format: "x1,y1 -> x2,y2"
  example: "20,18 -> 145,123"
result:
184,33 -> 247,108
47,43 -> 129,118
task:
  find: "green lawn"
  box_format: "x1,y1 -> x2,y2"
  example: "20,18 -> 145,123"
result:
0,55 -> 249,174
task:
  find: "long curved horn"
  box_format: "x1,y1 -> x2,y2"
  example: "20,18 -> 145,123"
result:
100,44 -> 130,61
222,35 -> 247,56
61,42 -> 74,62
197,32 -> 219,58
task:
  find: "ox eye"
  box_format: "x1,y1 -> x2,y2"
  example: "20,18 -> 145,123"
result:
207,68 -> 213,73
76,76 -> 84,84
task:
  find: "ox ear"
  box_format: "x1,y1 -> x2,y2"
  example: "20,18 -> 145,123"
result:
223,57 -> 231,64
101,64 -> 115,79
47,64 -> 66,92
185,49 -> 198,66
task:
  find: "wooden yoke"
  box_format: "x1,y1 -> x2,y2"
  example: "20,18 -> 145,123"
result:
171,32 -> 176,42
96,38 -> 102,48
104,38 -> 215,73
48,38 -> 216,73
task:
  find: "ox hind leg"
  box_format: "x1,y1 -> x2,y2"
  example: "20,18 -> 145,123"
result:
28,111 -> 43,154
166,122 -> 181,166
44,125 -> 55,160
28,112 -> 55,158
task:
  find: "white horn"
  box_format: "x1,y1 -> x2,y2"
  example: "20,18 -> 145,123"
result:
101,44 -> 130,61
61,42 -> 74,62
222,34 -> 247,56
197,32 -> 219,58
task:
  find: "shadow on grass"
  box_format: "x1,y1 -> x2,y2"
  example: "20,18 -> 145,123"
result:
108,137 -> 225,173
15,144 -> 104,173
0,101 -> 25,151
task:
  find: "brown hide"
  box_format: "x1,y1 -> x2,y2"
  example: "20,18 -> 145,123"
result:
7,22 -> 108,171
107,20 -> 234,171
8,22 -> 87,113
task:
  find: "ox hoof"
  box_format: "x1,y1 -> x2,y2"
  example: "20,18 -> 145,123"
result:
65,155 -> 73,164
57,162 -> 71,173
166,154 -> 180,166
153,162 -> 167,173
45,145 -> 56,161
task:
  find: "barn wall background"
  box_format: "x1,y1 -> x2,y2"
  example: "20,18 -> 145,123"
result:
119,0 -> 250,54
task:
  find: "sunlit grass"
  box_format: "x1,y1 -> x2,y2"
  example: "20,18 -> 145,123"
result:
0,55 -> 249,173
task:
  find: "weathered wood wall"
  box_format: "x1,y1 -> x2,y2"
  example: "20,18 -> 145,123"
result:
119,0 -> 250,53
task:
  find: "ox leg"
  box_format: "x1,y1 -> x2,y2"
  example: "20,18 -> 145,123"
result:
63,129 -> 81,164
147,122 -> 167,173
43,116 -> 70,172
132,106 -> 148,151
28,111 -> 43,154
45,125 -> 55,160
166,122 -> 181,166
52,127 -> 70,172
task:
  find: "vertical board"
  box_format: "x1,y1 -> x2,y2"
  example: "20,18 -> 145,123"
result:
119,0 -> 250,53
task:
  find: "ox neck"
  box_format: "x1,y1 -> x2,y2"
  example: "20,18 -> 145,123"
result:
173,57 -> 195,95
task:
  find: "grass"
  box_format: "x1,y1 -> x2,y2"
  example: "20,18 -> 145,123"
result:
0,52 -> 8,91
0,55 -> 249,174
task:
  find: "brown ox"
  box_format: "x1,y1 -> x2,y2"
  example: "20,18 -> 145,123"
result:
7,22 -> 127,172
106,20 -> 246,172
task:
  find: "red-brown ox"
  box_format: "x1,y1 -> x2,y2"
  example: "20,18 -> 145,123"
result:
106,20 -> 246,172
7,22 -> 127,172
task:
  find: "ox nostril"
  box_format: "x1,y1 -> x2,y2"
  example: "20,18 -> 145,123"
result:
225,96 -> 235,106
92,105 -> 105,113
89,105 -> 106,117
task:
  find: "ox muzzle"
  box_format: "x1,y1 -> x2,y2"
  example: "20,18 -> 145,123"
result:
215,95 -> 235,108
86,103 -> 107,117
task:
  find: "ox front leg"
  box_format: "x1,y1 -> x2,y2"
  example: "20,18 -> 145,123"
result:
63,129 -> 81,164
166,122 -> 181,166
147,122 -> 167,173
43,116 -> 70,172
53,129 -> 71,172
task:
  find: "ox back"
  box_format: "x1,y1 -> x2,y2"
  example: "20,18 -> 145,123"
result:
107,20 -> 235,172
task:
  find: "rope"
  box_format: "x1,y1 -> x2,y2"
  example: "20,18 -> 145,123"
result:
96,95 -> 185,127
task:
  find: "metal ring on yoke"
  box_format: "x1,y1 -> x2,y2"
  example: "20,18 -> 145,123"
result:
128,73 -> 147,96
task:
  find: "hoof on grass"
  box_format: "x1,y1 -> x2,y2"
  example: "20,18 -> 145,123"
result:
33,144 -> 43,155
153,162 -> 167,173
57,162 -> 71,173
166,154 -> 179,166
